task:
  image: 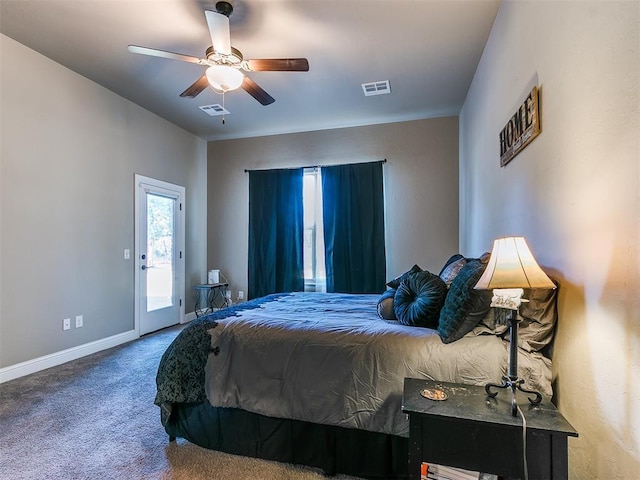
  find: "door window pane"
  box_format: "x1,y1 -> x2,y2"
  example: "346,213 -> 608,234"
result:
146,193 -> 175,312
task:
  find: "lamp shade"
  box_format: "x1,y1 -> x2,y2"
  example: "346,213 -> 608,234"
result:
206,65 -> 244,92
474,237 -> 556,290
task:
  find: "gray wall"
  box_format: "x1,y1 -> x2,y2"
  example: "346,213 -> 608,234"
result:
0,34 -> 208,368
207,117 -> 460,300
459,1 -> 639,477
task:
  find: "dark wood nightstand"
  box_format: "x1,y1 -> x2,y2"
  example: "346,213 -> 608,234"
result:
402,378 -> 577,480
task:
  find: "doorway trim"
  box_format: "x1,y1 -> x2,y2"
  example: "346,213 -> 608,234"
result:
134,174 -> 186,335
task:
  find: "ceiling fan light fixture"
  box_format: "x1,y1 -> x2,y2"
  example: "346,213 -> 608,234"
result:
129,4 -> 309,105
206,65 -> 244,92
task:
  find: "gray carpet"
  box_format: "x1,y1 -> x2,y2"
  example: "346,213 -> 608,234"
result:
0,325 -> 362,480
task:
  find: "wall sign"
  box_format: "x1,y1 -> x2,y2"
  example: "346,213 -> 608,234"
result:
499,85 -> 541,167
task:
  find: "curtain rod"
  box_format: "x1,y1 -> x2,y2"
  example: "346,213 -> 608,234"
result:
244,159 -> 386,173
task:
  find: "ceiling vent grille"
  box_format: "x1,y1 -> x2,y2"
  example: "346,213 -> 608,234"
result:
362,80 -> 391,96
199,104 -> 230,116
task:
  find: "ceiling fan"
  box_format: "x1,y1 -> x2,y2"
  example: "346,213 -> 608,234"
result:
128,1 -> 309,106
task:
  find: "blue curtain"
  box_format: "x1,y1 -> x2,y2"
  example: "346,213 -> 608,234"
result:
248,168 -> 304,300
322,161 -> 386,294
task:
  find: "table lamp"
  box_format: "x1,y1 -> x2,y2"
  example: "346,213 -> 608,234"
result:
474,236 -> 556,416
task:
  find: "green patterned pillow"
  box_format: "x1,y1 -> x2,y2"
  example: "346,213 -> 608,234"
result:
438,260 -> 492,343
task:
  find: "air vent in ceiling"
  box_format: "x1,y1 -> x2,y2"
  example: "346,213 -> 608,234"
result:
362,80 -> 391,96
199,104 -> 230,116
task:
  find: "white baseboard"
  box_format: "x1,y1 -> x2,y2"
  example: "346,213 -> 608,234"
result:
0,329 -> 139,384
1,315 -> 197,384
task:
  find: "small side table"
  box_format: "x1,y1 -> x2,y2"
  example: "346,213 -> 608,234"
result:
402,378 -> 577,480
193,283 -> 229,317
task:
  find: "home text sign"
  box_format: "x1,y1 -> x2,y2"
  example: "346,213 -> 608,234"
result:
499,85 -> 541,167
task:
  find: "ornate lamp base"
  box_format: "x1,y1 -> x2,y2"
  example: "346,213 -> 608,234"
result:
486,376 -> 543,417
486,307 -> 543,416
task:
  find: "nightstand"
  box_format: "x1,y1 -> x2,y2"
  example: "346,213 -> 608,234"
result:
402,378 -> 577,480
193,283 -> 230,317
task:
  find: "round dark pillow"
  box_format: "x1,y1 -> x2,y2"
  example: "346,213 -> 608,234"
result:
393,271 -> 447,328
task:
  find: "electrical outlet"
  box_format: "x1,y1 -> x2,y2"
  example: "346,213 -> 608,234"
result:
238,290 -> 244,300
63,318 -> 71,331
75,315 -> 84,328
124,249 -> 130,259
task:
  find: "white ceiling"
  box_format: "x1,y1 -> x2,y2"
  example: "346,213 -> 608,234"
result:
0,0 -> 501,141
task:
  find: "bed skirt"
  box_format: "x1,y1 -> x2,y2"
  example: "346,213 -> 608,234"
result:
165,402 -> 409,480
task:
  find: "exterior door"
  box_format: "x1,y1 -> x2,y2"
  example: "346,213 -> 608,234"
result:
135,175 -> 185,335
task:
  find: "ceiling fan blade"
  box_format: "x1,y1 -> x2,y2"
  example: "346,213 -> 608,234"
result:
205,10 -> 231,55
180,75 -> 209,98
245,58 -> 310,72
242,76 -> 275,106
128,45 -> 204,65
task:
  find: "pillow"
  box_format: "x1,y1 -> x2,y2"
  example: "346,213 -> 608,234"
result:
438,254 -> 468,287
517,282 -> 558,354
376,288 -> 397,320
386,264 -> 422,289
469,308 -> 509,337
393,271 -> 447,328
438,260 -> 492,343
467,279 -> 558,356
477,251 -> 491,264
439,253 -> 464,272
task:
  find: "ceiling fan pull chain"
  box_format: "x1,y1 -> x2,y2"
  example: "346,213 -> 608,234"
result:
222,92 -> 226,125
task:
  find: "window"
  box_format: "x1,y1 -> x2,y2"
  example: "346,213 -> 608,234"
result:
248,161 -> 385,297
303,168 -> 326,291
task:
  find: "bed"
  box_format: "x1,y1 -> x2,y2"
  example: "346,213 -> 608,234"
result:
155,257 -> 557,479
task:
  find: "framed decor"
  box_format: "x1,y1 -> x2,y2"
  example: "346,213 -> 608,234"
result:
499,85 -> 541,167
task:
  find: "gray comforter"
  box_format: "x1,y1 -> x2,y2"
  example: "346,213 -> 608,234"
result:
205,292 -> 552,437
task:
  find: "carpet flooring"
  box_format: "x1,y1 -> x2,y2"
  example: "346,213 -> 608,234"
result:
0,325 -> 362,480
